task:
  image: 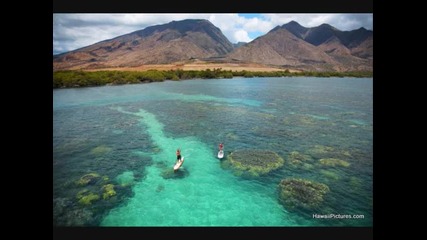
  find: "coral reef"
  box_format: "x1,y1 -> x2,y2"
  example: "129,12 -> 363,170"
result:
319,158 -> 350,167
307,145 -> 352,159
278,178 -> 330,210
76,189 -> 100,205
320,169 -> 340,181
54,197 -> 96,226
161,168 -> 189,179
75,173 -> 100,186
156,184 -> 165,192
115,171 -> 135,187
308,145 -> 335,158
102,184 -> 117,200
224,149 -> 284,177
288,151 -> 313,165
90,145 -> 112,155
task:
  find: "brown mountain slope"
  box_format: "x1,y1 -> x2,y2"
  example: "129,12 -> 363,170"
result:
228,28 -> 345,71
54,20 -> 372,72
350,35 -> 373,59
53,19 -> 234,70
318,36 -> 372,71
281,21 -> 373,63
319,36 -> 352,56
227,24 -> 372,71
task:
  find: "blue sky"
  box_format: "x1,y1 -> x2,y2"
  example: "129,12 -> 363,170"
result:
237,14 -> 266,40
237,14 -> 277,40
239,14 -> 262,18
53,14 -> 373,55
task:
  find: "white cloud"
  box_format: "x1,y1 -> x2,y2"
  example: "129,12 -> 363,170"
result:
242,18 -> 274,33
206,14 -> 249,42
53,13 -> 373,55
234,30 -> 252,43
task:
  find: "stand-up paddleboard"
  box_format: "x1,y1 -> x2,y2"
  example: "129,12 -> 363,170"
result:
218,150 -> 224,159
173,157 -> 184,171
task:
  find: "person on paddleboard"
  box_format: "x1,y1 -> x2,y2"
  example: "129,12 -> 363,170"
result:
176,148 -> 182,164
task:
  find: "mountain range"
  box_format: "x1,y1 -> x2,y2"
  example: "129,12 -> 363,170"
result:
53,19 -> 372,72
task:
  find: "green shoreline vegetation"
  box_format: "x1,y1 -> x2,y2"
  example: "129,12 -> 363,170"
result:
53,69 -> 373,88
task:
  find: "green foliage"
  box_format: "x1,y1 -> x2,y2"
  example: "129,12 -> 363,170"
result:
242,71 -> 254,78
53,69 -> 373,88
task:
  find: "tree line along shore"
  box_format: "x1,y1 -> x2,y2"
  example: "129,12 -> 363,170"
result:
53,69 -> 373,88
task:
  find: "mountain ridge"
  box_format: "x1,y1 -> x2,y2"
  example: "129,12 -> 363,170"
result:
228,21 -> 372,71
53,19 -> 372,72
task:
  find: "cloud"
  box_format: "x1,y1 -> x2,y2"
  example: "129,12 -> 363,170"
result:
53,14 -> 373,55
234,30 -> 252,43
53,14 -> 213,54
242,17 -> 274,33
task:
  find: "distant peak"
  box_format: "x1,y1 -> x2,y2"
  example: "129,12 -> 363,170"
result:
173,19 -> 211,24
319,23 -> 333,28
316,23 -> 339,32
280,21 -> 308,38
136,19 -> 218,38
286,20 -> 302,26
282,21 -> 305,29
169,19 -> 212,26
282,21 -> 307,30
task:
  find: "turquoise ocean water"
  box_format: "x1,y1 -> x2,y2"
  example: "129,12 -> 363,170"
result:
53,77 -> 372,226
